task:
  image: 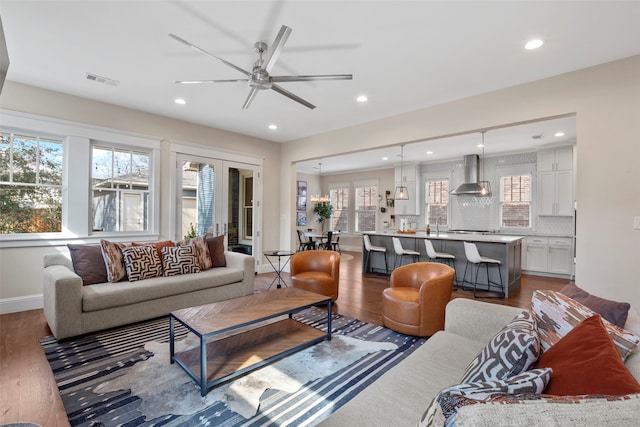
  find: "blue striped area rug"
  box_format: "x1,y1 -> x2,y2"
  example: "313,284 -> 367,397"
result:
41,308 -> 425,426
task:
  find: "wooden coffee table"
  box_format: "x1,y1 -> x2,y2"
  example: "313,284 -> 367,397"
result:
169,287 -> 332,396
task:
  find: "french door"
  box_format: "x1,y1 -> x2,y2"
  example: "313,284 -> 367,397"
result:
174,153 -> 261,261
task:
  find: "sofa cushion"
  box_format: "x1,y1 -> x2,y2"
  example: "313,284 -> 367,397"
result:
177,236 -> 212,270
206,234 -> 226,267
451,393 -> 640,426
535,314 -> 640,395
100,239 -> 129,282
67,244 -> 107,285
420,369 -> 552,427
532,289 -> 640,360
122,246 -> 163,282
559,282 -> 630,327
460,310 -> 539,383
162,245 -> 201,276
321,330 -> 486,427
82,265 -> 244,312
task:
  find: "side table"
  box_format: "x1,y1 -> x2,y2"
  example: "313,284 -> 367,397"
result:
263,250 -> 295,290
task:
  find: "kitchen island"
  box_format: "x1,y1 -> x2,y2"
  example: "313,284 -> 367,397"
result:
363,231 -> 524,297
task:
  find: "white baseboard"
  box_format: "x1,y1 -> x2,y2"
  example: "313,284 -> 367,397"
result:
0,294 -> 43,315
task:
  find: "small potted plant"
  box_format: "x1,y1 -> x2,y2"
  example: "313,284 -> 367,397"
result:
313,202 -> 333,232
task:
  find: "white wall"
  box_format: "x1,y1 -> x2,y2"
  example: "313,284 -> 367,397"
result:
0,82 -> 282,312
281,55 -> 640,308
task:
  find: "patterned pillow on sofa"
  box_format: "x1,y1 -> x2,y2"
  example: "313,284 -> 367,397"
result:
121,246 -> 163,282
162,245 -> 201,276
460,310 -> 540,384
419,369 -> 552,427
100,239 -> 129,282
177,236 -> 212,270
532,289 -> 640,360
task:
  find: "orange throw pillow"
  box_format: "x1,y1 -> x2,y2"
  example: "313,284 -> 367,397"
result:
536,315 -> 640,396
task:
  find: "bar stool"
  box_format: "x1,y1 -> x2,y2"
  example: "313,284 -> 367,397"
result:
363,234 -> 388,274
392,237 -> 420,268
462,242 -> 504,298
424,239 -> 458,289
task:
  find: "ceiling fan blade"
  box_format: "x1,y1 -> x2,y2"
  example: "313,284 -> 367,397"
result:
174,79 -> 249,84
242,87 -> 259,109
263,25 -> 292,73
271,74 -> 353,82
271,83 -> 316,109
168,33 -> 251,77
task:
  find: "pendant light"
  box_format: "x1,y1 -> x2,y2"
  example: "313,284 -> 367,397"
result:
394,144 -> 409,200
310,162 -> 330,203
478,131 -> 492,197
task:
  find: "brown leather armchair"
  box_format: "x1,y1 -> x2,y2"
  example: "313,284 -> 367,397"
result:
382,262 -> 455,337
290,250 -> 340,301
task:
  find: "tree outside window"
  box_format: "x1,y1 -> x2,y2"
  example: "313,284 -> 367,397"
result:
426,179 -> 449,227
0,132 -> 63,234
501,174 -> 531,227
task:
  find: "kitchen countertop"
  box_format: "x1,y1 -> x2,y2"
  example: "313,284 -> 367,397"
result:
365,231 -> 524,243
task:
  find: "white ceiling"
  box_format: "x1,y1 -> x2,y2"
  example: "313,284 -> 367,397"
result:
1,1 -> 639,173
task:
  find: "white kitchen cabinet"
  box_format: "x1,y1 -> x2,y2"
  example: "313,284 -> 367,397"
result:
548,237 -> 573,275
394,164 -> 420,215
522,236 -> 573,275
538,146 -> 573,172
537,147 -> 574,216
523,237 -> 548,272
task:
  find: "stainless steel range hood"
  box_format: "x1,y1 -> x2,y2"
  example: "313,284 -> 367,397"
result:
450,154 -> 492,196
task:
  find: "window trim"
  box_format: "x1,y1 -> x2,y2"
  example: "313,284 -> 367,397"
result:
353,179 -> 378,233
497,164 -> 534,231
328,181 -> 350,232
0,109 -> 161,248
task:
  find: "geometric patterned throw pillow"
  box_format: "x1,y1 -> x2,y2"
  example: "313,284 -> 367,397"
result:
460,310 -> 540,384
100,239 -> 129,282
177,236 -> 212,270
121,245 -> 163,282
161,245 -> 201,277
419,368 -> 552,427
532,289 -> 640,361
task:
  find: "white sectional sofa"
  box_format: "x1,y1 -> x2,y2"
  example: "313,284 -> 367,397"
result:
321,298 -> 640,426
43,250 -> 254,339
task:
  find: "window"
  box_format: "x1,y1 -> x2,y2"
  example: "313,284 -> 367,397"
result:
92,145 -> 151,232
500,174 -> 531,228
425,179 -> 449,227
355,183 -> 377,232
329,185 -> 349,231
0,132 -> 63,234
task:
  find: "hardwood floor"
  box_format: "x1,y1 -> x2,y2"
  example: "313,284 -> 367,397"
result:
0,251 -> 569,426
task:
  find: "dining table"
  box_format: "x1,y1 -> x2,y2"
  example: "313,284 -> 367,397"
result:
301,230 -> 340,249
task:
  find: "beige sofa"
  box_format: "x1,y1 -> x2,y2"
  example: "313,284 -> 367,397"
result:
321,298 -> 640,426
43,250 -> 255,339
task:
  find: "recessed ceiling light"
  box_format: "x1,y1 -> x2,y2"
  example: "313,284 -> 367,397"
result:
426,151 -> 433,155
174,98 -> 186,105
356,95 -> 368,103
268,124 -> 278,130
477,144 -> 485,148
382,156 -> 388,161
525,39 -> 544,50
554,132 -> 565,137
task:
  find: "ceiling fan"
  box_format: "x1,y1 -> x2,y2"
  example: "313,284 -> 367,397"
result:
169,25 -> 353,109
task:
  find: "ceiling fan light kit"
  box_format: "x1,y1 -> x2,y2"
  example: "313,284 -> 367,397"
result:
170,25 -> 352,109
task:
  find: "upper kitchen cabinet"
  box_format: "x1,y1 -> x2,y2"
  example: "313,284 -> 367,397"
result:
537,146 -> 574,216
394,164 -> 420,215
